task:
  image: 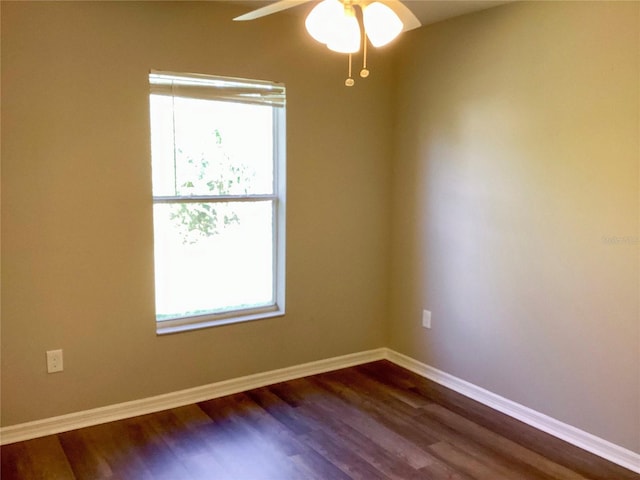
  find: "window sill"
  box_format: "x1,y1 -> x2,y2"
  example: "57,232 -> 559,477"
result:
156,306 -> 285,335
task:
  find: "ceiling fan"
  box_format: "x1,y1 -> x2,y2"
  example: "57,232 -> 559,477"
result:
234,0 -> 422,86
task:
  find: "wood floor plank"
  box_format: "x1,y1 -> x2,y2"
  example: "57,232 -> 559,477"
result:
429,440 -> 517,480
190,420 -> 288,480
418,457 -> 478,480
421,403 -> 590,480
58,427 -> 113,479
311,370 -> 549,479
412,407 -> 559,480
2,360 -> 639,480
308,413 -> 427,480
0,442 -> 26,480
287,452 -> 348,480
123,415 -> 196,480
317,369 -> 564,480
300,376 -> 439,470
139,406 -> 213,462
308,375 -> 445,458
207,392 -> 302,457
358,360 -> 640,480
249,386 -> 355,480
299,426 -> 390,480
198,394 -> 309,479
266,378 -> 444,479
349,365 -> 434,411
61,419 -> 158,480
246,386 -> 316,435
173,450 -> 232,480
1,436 -> 75,480
268,380 -> 424,479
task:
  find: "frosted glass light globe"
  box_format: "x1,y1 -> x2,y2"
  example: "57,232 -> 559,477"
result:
327,6 -> 361,54
363,2 -> 403,47
305,0 -> 343,44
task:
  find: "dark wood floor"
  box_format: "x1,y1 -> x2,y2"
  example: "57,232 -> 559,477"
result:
2,360 -> 638,479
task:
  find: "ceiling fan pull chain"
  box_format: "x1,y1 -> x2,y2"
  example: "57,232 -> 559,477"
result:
360,32 -> 370,78
345,53 -> 355,86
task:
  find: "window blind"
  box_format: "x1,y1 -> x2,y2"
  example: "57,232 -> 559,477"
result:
149,70 -> 286,108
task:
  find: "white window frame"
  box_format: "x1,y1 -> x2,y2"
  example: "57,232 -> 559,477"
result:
149,70 -> 286,335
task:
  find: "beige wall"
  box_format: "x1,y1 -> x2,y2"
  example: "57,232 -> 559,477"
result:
390,1 -> 640,452
1,1 -> 392,425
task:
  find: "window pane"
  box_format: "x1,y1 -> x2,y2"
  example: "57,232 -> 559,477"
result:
150,95 -> 274,197
153,201 -> 274,320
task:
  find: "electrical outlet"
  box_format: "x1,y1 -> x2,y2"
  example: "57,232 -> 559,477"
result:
422,310 -> 432,329
46,349 -> 63,373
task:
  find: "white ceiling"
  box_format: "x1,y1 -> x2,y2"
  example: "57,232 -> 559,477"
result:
231,0 -> 512,27
401,1 -> 511,26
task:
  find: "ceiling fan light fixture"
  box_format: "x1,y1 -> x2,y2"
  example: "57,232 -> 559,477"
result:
236,0 -> 422,87
326,5 -> 361,53
305,0 -> 343,44
363,2 -> 403,47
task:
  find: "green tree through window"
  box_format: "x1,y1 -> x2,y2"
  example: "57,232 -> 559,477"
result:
170,129 -> 253,244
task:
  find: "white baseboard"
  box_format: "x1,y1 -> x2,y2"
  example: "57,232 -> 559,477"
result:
0,348 -> 386,446
386,349 -> 640,474
1,347 -> 638,475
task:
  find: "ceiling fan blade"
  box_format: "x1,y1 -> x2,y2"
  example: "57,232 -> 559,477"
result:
233,0 -> 313,21
377,0 -> 422,31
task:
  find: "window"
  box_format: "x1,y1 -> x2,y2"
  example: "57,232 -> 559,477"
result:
149,71 -> 286,334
